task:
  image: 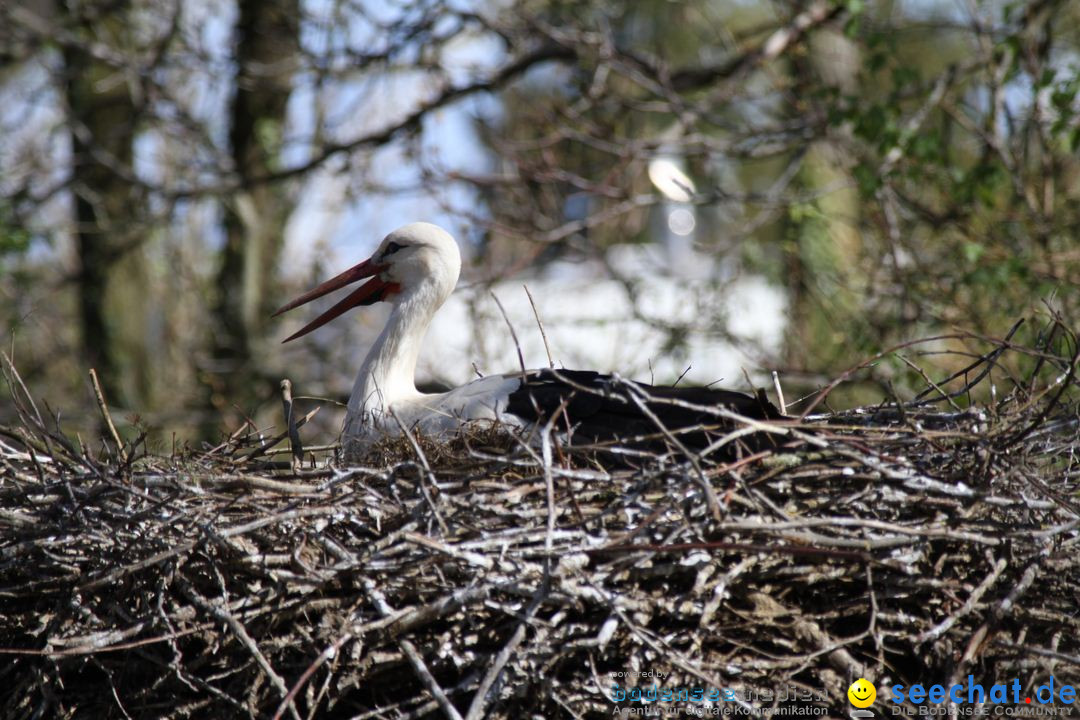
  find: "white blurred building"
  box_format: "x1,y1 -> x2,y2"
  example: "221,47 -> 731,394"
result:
420,242 -> 787,388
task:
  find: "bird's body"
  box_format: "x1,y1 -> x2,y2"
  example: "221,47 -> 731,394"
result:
275,223 -> 782,457
344,372 -> 524,440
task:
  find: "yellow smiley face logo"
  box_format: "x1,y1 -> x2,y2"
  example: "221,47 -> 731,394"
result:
848,678 -> 876,708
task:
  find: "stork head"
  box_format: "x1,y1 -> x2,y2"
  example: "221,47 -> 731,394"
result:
273,222 -> 462,342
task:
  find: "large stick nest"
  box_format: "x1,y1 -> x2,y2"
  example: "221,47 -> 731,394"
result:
1,322 -> 1078,719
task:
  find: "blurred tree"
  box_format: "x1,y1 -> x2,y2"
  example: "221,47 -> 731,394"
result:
1,0 -> 1078,437
61,0 -> 148,408
206,0 -> 299,426
477,0 -> 1079,401
784,23 -> 866,368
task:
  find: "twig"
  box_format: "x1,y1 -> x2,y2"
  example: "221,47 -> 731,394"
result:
272,632 -> 354,720
3,351 -> 55,458
280,378 -> 304,470
910,319 -> 1024,405
917,554 -> 1008,643
619,378 -> 721,520
238,407 -> 320,461
523,284 -> 554,369
898,354 -> 963,411
88,368 -> 128,462
389,407 -> 450,536
771,370 -> 787,415
180,581 -> 301,720
362,579 -> 464,720
490,291 -> 525,374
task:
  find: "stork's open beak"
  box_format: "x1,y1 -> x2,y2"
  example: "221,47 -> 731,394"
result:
273,258 -> 398,342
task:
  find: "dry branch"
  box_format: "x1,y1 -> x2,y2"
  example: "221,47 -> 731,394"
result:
1,330 -> 1079,718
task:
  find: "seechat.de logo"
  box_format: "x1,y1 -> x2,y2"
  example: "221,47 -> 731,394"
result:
848,678 -> 877,708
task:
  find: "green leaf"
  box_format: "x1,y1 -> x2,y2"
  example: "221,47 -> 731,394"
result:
853,163 -> 880,196
909,130 -> 941,162
892,66 -> 919,90
844,15 -> 861,38
962,242 -> 985,264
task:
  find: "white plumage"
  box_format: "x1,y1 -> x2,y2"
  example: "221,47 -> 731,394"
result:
274,223 -> 782,456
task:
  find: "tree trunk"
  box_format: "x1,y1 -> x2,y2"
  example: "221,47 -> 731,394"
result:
785,27 -> 865,371
206,0 -> 299,427
62,3 -> 145,410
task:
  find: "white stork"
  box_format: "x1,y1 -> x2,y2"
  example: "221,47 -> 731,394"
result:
274,223 -> 781,455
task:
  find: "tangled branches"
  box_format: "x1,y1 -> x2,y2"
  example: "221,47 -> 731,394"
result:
0,324 -> 1078,719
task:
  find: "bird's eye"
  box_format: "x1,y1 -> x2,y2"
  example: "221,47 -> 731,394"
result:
384,241 -> 404,255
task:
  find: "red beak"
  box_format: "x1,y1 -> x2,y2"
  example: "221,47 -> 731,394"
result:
273,258 -> 400,342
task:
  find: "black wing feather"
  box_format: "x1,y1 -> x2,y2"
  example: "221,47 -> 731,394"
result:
505,369 -> 782,456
